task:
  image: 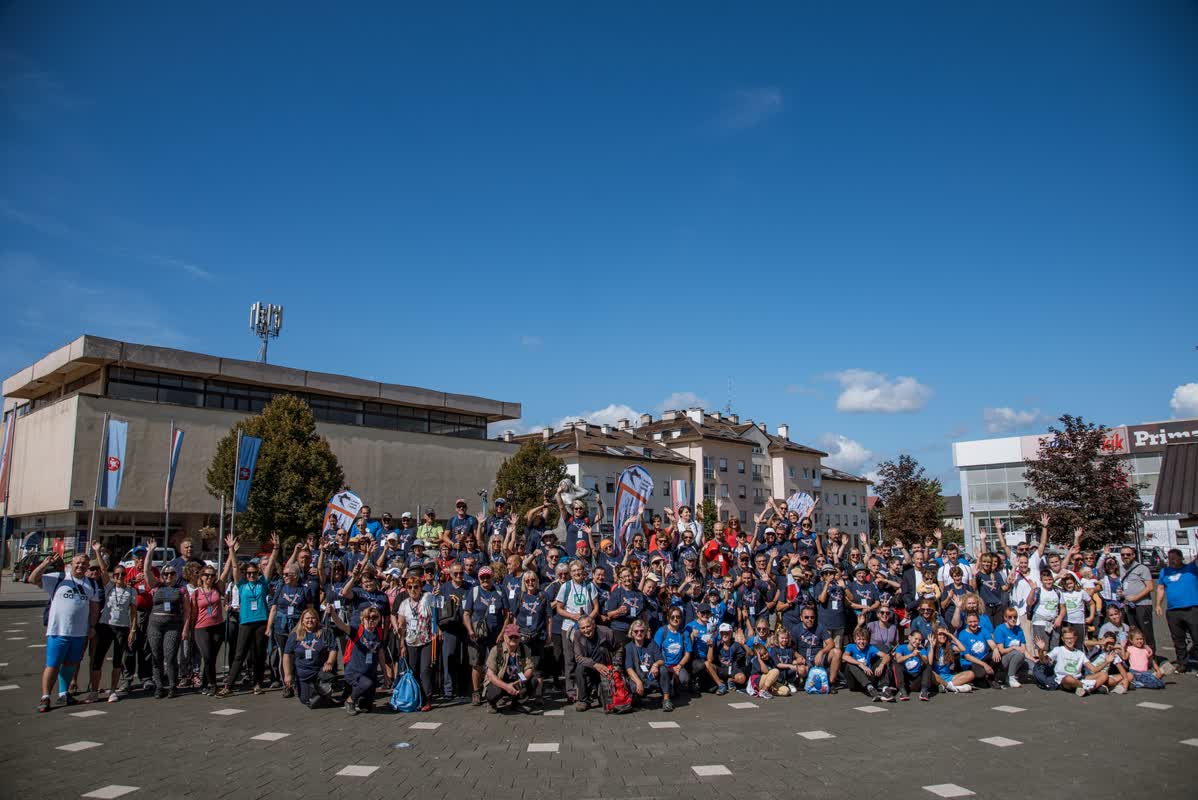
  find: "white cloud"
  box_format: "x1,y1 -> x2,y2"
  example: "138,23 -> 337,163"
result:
983,407 -> 1041,433
819,433 -> 873,473
863,470 -> 881,487
555,403 -> 643,430
830,369 -> 932,413
657,391 -> 709,412
1170,383 -> 1198,418
719,87 -> 784,131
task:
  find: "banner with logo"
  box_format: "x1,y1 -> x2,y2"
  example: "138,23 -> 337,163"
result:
787,491 -> 815,520
0,413 -> 15,499
165,426 -> 184,511
99,418 -> 128,508
613,466 -> 653,554
322,489 -> 363,536
233,434 -> 262,513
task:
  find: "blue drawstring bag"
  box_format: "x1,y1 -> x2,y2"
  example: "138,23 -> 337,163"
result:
389,657 -> 422,712
805,666 -> 830,694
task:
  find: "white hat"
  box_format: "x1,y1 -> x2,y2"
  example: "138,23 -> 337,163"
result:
644,573 -> 661,584
764,527 -> 775,535
400,511 -> 412,519
718,623 -> 733,633
386,532 -> 399,542
384,567 -> 402,578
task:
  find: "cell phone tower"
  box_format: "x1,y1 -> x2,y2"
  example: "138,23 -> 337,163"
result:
249,302 -> 283,363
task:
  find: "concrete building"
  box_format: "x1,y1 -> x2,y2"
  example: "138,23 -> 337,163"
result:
1,335 -> 520,558
818,466 -> 871,536
508,422 -> 694,534
952,418 -> 1198,557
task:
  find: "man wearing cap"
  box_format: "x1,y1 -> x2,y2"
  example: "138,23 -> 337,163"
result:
557,490 -> 604,560
570,615 -> 615,711
483,623 -> 542,713
480,498 -> 513,544
815,563 -> 849,649
395,513 -> 418,553
374,532 -> 406,572
705,622 -> 748,695
405,541 -> 428,570
446,499 -> 478,547
464,566 -> 507,705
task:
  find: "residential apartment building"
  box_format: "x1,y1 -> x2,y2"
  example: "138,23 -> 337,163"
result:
953,417 -> 1198,557
507,423 -> 693,534
818,466 -> 870,534
2,335 -> 521,559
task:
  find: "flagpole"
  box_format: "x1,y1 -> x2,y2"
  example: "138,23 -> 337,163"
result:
218,493 -> 225,572
0,416 -> 16,594
230,430 -> 241,548
165,420 -> 174,547
89,412 -> 111,549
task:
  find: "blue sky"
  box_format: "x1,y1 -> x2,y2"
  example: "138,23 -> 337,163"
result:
3,2 -> 1196,493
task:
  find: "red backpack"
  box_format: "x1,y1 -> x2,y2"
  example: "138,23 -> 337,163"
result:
601,667 -> 634,714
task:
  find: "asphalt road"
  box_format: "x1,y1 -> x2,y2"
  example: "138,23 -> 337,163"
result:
0,603 -> 1195,800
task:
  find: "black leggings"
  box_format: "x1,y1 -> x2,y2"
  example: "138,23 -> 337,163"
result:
405,642 -> 434,701
225,621 -> 268,688
194,626 -> 225,688
295,671 -> 331,707
147,621 -> 182,690
345,669 -> 378,709
91,623 -> 129,673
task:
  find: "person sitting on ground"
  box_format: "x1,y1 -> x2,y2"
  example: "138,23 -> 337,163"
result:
1125,628 -> 1166,689
891,629 -> 932,701
622,620 -> 666,706
705,623 -> 748,696
842,626 -> 894,701
484,623 -> 542,713
1037,625 -> 1109,698
571,615 -> 615,712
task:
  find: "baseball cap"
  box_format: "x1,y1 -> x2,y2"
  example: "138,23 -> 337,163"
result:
478,567 -> 493,577
644,573 -> 661,584
763,527 -> 775,535
853,564 -> 867,574
820,564 -> 836,574
503,623 -> 520,637
697,603 -> 711,614
495,497 -> 508,505
386,532 -> 398,542
718,623 -> 733,633
411,541 -> 425,549
384,568 -> 402,578
599,538 -> 613,549
400,511 -> 412,519
455,498 -> 467,506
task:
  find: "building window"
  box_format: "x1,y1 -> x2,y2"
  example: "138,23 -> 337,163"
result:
719,458 -> 728,472
752,446 -> 763,455
803,468 -> 809,479
738,484 -> 746,498
670,430 -> 681,439
832,494 -> 839,505
737,460 -> 745,473
740,511 -> 748,522
1177,531 -> 1190,546
788,466 -> 795,478
851,495 -> 857,506
719,484 -> 730,498
704,483 -> 715,498
720,510 -> 730,522
653,432 -> 662,440
605,481 -> 616,494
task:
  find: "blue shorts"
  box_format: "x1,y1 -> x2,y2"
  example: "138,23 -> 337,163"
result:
46,635 -> 87,669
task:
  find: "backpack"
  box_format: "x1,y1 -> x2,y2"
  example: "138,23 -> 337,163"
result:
599,667 -> 633,713
1032,662 -> 1059,691
389,658 -> 423,712
804,665 -> 830,694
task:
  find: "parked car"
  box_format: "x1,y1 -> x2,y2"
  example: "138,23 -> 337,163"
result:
119,546 -> 177,570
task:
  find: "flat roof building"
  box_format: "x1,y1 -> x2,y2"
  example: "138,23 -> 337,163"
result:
952,417 -> 1198,557
2,335 -> 520,558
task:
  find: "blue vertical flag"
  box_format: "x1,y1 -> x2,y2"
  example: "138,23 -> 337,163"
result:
234,434 -> 262,513
165,427 -> 184,510
99,418 -> 128,508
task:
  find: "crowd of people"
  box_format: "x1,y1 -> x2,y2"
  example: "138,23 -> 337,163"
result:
27,491 -> 1198,716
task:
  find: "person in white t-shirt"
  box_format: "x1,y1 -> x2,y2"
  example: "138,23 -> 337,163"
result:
28,550 -> 101,713
1030,570 -> 1066,651
1038,626 -> 1108,697
552,559 -> 598,702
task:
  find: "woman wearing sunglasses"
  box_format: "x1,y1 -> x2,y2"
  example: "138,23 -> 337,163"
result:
143,539 -> 192,699
86,542 -> 135,703
328,605 -> 389,714
217,533 -> 279,697
395,575 -> 435,712
190,562 -> 224,696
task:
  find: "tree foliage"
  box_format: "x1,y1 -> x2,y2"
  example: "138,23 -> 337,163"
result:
873,454 -> 944,542
206,394 -> 345,542
491,441 -> 568,530
700,498 -> 718,534
1011,415 -> 1145,546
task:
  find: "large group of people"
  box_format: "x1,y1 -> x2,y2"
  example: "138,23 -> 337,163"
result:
27,491 -> 1198,717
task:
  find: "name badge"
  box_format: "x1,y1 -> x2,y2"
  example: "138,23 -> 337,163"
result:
365,653 -> 373,665
334,600 -> 342,609
526,614 -> 534,627
250,601 -> 259,612
830,600 -> 839,611
508,588 -> 516,600
305,649 -> 314,661
163,601 -> 172,612
488,603 -> 496,615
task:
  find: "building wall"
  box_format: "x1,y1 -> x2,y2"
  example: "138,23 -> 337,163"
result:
3,394 -> 79,516
671,440 -> 755,522
819,478 -> 869,536
771,452 -> 822,502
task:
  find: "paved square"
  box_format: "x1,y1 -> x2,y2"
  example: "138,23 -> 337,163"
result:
648,721 -> 680,729
409,722 -> 441,730
527,742 -> 560,752
56,740 -> 103,752
798,730 -> 836,740
979,736 -> 1022,748
691,765 -> 731,776
81,787 -> 139,799
249,732 -> 291,741
924,785 -> 975,798
1137,702 -> 1172,710
992,705 -> 1026,713
334,765 -> 379,777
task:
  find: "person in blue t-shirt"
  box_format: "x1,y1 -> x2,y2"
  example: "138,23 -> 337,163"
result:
846,564 -> 880,635
282,607 -> 336,708
605,566 -> 646,652
446,499 -> 479,546
652,606 -> 693,711
685,604 -> 716,668
464,567 -> 507,706
704,623 -> 748,695
1155,549 -> 1198,672
814,565 -> 848,646
267,566 -> 316,695
787,608 -> 841,693
890,629 -> 932,701
622,620 -> 666,704
992,607 -> 1029,687
955,612 -> 1004,690
328,605 -> 389,714
843,627 -> 893,700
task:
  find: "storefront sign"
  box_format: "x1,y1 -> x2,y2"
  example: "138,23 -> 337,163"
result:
1127,420 -> 1198,453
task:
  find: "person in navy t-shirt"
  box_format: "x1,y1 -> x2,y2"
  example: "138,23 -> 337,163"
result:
328,605 -> 389,714
704,623 -> 747,695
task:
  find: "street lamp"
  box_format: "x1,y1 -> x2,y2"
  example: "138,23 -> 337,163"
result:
249,302 -> 283,363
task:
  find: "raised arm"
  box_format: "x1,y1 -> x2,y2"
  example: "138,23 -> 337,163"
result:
262,533 -> 280,582
219,535 -> 239,585
144,539 -> 159,589
90,541 -> 108,588
1035,513 -> 1049,557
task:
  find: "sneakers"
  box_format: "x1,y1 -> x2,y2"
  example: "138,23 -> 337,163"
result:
282,686 -> 295,699
1096,685 -> 1110,695
866,685 -> 880,700
59,693 -> 79,706
958,683 -> 973,693
919,690 -> 930,701
1007,677 -> 1022,688
1075,687 -> 1088,697
898,690 -> 910,701
661,698 -> 674,712
252,685 -> 265,696
215,687 -> 233,698
715,684 -> 729,696
344,699 -> 360,716
471,691 -> 483,706
107,692 -> 120,703
882,687 -> 897,702
944,683 -> 959,693
786,683 -> 798,695
37,696 -> 51,713
1112,684 -> 1127,695
420,703 -> 432,713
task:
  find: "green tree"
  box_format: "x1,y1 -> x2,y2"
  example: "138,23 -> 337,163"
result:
1011,415 -> 1145,547
700,498 -> 718,534
492,441 -> 568,531
873,454 -> 944,542
206,394 -> 345,542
